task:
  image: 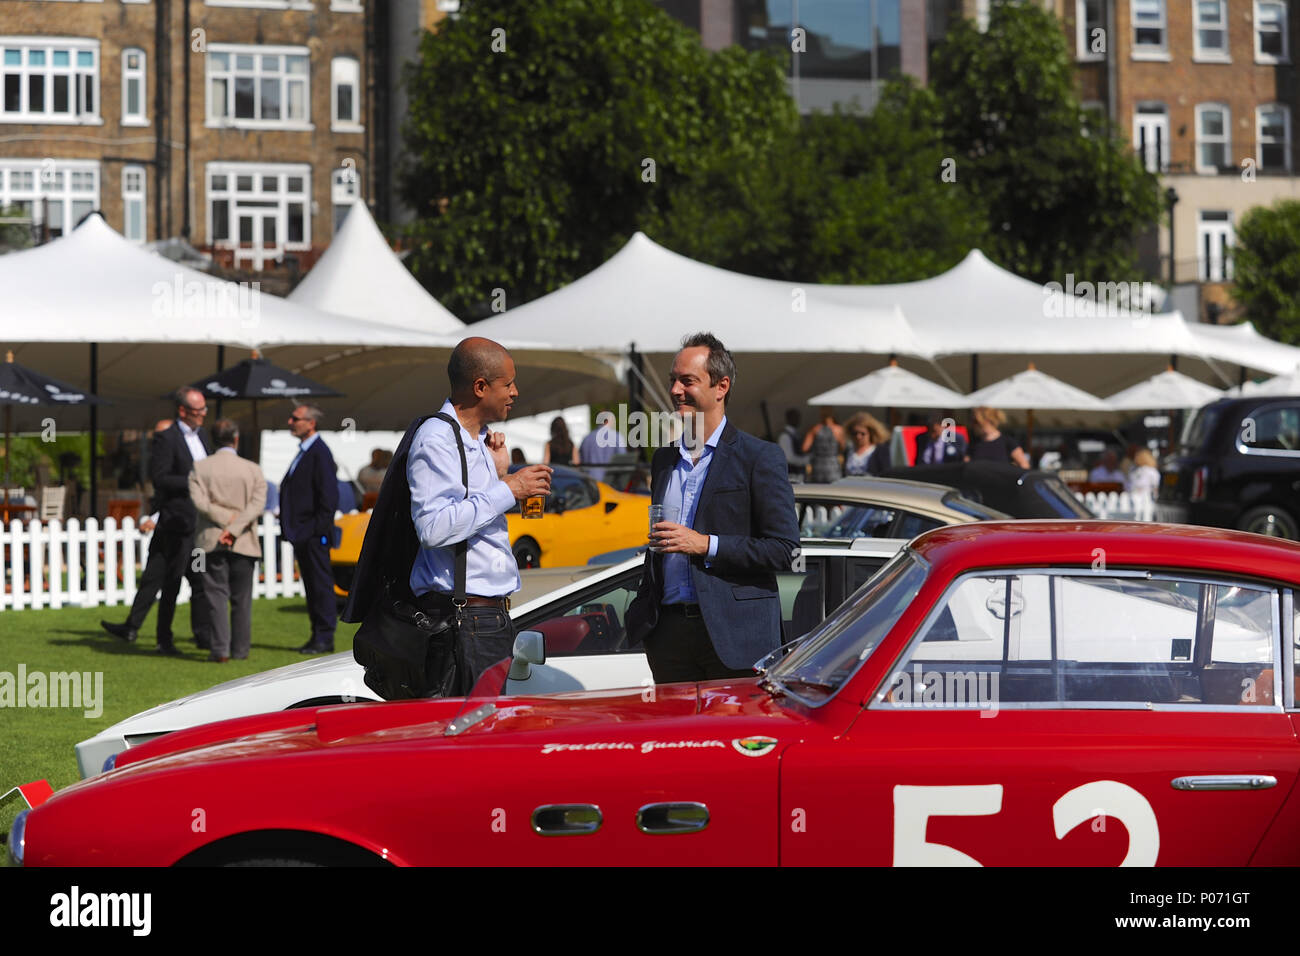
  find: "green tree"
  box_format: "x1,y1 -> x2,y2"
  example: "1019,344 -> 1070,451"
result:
1233,200 -> 1300,345
400,0 -> 797,317
649,79 -> 990,283
0,203 -> 33,254
930,0 -> 1161,284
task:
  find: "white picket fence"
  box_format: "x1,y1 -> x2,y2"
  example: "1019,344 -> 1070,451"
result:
0,513 -> 316,612
1077,491 -> 1156,522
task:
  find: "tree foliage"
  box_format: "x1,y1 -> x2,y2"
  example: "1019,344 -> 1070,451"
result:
648,80 -> 990,283
1233,200 -> 1300,345
930,0 -> 1161,284
400,0 -> 796,316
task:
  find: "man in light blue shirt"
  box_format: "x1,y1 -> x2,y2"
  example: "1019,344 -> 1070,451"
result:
407,337 -> 552,689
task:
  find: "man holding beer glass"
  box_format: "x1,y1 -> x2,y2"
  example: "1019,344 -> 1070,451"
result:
405,337 -> 552,688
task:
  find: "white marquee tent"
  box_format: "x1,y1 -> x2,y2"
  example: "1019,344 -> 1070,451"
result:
287,202 -> 465,336
468,232 -> 936,434
809,249 -> 1289,400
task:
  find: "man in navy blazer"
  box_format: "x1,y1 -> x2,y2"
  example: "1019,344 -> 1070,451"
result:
279,403 -> 339,653
626,333 -> 800,682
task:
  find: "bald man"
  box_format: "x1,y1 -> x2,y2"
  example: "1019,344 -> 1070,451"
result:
344,337 -> 552,695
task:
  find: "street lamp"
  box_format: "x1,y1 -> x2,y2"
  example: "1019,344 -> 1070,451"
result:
1165,186 -> 1179,288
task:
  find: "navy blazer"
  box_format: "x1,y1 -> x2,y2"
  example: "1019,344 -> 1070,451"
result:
914,431 -> 968,465
151,423 -> 214,535
279,437 -> 339,545
625,421 -> 800,671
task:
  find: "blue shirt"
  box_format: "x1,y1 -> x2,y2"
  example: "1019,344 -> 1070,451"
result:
287,433 -> 319,476
661,417 -> 724,605
408,400 -> 519,598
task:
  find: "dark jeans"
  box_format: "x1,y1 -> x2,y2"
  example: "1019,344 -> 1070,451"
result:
415,594 -> 516,695
645,605 -> 756,684
125,528 -> 212,645
200,551 -> 255,659
293,537 -> 337,647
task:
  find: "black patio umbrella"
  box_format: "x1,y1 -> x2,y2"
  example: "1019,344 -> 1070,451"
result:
176,352 -> 343,461
1,350 -> 107,514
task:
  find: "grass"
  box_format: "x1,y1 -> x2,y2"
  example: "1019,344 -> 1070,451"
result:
0,598 -> 359,845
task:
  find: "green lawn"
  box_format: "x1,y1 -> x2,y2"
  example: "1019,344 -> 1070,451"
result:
0,599 -> 359,845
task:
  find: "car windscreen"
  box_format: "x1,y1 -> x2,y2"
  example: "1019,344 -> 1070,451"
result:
1179,404 -> 1222,454
1031,478 -> 1094,518
767,549 -> 927,706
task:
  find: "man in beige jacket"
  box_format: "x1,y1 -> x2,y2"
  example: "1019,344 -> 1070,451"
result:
188,418 -> 267,662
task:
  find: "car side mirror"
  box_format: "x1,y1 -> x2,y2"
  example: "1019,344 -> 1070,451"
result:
508,629 -> 546,681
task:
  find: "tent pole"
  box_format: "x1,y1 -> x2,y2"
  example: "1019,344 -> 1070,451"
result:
89,343 -> 98,519
3,405 -> 11,521
970,354 -> 979,391
215,344 -> 225,418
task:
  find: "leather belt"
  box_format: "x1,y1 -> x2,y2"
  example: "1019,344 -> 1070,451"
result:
416,592 -> 511,612
662,602 -> 702,619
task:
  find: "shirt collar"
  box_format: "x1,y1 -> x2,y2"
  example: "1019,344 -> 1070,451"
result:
217,446 -> 237,455
678,415 -> 726,462
299,433 -> 319,451
178,420 -> 196,437
441,399 -> 488,440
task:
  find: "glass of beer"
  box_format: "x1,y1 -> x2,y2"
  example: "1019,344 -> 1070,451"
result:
522,494 -> 545,519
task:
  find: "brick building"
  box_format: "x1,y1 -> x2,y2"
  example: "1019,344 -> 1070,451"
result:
0,0 -> 450,279
1057,0 -> 1300,320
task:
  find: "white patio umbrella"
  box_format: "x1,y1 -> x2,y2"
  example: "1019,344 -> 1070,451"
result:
1104,368 -> 1225,410
807,360 -> 970,411
965,363 -> 1112,446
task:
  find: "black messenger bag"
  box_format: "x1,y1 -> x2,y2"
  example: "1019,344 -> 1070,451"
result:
351,413 -> 470,701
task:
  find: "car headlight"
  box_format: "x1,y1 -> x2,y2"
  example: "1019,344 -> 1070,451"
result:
102,752 -> 118,774
8,809 -> 28,866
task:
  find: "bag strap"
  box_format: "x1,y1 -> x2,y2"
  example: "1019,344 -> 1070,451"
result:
432,412 -> 470,609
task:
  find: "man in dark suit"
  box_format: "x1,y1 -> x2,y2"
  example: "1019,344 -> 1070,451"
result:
280,403 -> 339,654
913,412 -> 968,465
626,333 -> 800,683
101,388 -> 215,655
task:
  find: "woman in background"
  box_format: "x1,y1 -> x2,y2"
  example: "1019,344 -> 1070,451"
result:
1125,448 -> 1161,499
801,407 -> 845,483
843,413 -> 892,476
542,416 -> 579,466
967,406 -> 1030,469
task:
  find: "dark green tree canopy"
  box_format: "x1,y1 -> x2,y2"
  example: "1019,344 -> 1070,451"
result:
401,0 -> 796,316
1233,200 -> 1300,345
930,0 -> 1161,285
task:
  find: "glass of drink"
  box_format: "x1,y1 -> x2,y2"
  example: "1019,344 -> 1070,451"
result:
648,504 -> 664,551
522,494 -> 545,519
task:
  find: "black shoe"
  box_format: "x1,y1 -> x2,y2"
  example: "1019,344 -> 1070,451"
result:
156,642 -> 183,656
298,642 -> 335,655
101,620 -> 137,643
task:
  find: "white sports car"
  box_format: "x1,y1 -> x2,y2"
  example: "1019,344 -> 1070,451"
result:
75,538 -> 906,777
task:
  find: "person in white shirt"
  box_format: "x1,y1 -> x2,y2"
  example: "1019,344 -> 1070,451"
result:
1124,448 -> 1161,499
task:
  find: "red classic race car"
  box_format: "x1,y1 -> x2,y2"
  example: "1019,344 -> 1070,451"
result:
11,521 -> 1300,866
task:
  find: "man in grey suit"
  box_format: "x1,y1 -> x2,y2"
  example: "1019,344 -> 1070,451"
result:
189,419 -> 267,662
625,333 -> 800,683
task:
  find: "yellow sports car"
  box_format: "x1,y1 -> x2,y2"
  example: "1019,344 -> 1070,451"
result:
330,465 -> 651,598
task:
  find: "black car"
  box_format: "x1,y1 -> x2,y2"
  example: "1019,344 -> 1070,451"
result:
1156,395 -> 1300,539
884,460 -> 1096,519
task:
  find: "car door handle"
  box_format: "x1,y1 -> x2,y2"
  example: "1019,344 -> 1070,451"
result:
636,802 -> 709,834
1171,775 -> 1278,791
531,804 -> 603,836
